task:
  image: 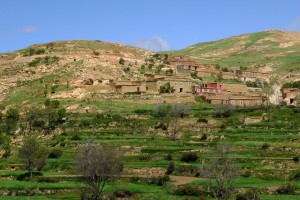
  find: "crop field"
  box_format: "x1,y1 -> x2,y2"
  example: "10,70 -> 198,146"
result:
0,93 -> 300,199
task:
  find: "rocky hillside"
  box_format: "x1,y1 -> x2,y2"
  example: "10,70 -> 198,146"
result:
0,40 -> 153,104
172,30 -> 300,81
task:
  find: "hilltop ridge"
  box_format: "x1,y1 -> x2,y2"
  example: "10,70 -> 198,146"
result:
172,30 -> 300,81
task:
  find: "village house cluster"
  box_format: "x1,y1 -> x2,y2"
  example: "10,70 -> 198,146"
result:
108,54 -> 299,107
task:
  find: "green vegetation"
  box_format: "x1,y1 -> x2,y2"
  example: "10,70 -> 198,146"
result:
28,56 -> 59,67
169,30 -> 300,75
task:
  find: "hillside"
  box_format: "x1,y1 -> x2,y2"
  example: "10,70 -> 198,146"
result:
1,35 -> 300,200
0,40 -> 152,104
172,30 -> 300,81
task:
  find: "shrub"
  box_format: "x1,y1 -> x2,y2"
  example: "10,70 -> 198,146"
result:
293,156 -> 299,163
139,154 -> 151,161
200,133 -> 208,141
154,122 -> 168,130
129,176 -> 140,183
147,175 -> 170,186
241,170 -> 252,178
236,189 -> 260,200
16,172 -> 43,181
214,105 -> 234,118
165,153 -> 173,161
166,162 -> 175,175
37,176 -> 58,183
119,58 -> 125,65
159,82 -> 175,93
197,118 -> 208,123
113,189 -> 133,198
48,149 -> 63,158
261,143 -> 270,150
181,152 -> 198,162
170,185 -> 203,196
276,182 -> 295,194
290,170 -> 300,180
71,134 -> 81,141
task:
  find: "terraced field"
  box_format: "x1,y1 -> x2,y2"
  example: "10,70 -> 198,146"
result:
0,93 -> 299,199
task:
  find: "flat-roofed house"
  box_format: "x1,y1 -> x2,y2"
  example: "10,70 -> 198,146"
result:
204,94 -> 263,106
282,88 -> 300,105
114,81 -> 146,93
194,82 -> 224,94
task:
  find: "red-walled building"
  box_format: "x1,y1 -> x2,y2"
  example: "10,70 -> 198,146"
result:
194,82 -> 224,94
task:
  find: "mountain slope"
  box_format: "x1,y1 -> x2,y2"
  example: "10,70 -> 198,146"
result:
173,30 -> 300,80
0,40 -> 152,104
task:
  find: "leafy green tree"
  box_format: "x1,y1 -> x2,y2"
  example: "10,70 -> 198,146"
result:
119,57 -> 125,65
18,135 -> 48,180
4,108 -> 20,134
159,82 -> 175,93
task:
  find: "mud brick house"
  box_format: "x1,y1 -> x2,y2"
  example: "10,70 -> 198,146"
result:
221,82 -> 248,94
282,88 -> 300,105
114,81 -> 146,93
204,94 -> 263,106
241,71 -> 270,82
157,77 -> 193,93
194,82 -> 224,94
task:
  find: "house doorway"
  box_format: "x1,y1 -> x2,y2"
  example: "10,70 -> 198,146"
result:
137,87 -> 140,93
180,88 -> 183,93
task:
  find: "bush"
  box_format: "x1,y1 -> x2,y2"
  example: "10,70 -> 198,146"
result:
166,162 -> 175,175
147,175 -> 170,186
197,118 -> 208,123
154,122 -> 168,130
71,134 -> 81,141
48,149 -> 63,158
200,133 -> 208,140
113,189 -> 133,198
241,170 -> 252,178
276,182 -> 295,194
290,170 -> 300,180
236,189 -> 260,200
119,58 -> 125,65
159,82 -> 175,93
165,153 -> 173,161
181,152 -> 198,162
139,154 -> 151,161
261,143 -> 270,150
170,185 -> 204,196
16,172 -> 43,181
293,156 -> 299,163
37,177 -> 58,183
214,105 -> 234,118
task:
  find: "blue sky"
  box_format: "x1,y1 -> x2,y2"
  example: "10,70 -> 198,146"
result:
1,0 -> 300,52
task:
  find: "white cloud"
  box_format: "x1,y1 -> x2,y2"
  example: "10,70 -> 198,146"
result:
22,26 -> 38,33
287,17 -> 300,31
134,36 -> 172,52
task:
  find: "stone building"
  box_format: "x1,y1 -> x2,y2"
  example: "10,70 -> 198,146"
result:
282,88 -> 299,105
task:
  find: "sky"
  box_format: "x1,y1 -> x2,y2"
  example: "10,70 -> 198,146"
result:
1,0 -> 300,52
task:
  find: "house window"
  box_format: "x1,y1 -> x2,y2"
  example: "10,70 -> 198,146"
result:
240,101 -> 243,105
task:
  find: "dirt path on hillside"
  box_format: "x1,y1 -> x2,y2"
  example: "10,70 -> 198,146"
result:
169,175 -> 205,186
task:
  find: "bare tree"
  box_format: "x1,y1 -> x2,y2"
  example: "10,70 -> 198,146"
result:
75,143 -> 122,200
201,144 -> 239,200
153,103 -> 190,140
18,135 -> 48,180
